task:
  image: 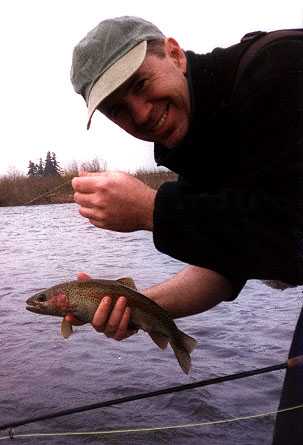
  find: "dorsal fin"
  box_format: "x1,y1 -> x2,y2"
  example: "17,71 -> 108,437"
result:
116,277 -> 137,290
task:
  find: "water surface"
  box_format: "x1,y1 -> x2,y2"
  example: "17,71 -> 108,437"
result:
0,203 -> 302,444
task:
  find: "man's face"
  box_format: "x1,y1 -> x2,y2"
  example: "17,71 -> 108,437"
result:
99,38 -> 191,148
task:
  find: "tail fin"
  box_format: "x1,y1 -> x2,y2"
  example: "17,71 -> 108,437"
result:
170,331 -> 198,374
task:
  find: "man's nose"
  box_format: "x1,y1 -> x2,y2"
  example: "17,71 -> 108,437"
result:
128,96 -> 151,128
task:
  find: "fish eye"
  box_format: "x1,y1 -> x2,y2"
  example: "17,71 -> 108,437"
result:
37,293 -> 47,302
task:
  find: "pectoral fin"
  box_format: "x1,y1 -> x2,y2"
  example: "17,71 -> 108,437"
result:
61,319 -> 73,339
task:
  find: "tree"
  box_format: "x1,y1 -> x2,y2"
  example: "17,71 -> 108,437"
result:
44,151 -> 54,176
37,158 -> 44,176
51,152 -> 62,176
27,161 -> 38,176
43,151 -> 61,176
27,151 -> 62,177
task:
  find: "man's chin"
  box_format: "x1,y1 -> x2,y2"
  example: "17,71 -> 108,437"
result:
157,128 -> 185,148
136,126 -> 185,148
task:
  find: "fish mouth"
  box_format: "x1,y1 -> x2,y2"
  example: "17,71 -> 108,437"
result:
26,299 -> 47,314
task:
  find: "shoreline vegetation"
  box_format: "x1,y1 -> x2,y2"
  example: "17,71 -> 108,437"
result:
0,164 -> 177,207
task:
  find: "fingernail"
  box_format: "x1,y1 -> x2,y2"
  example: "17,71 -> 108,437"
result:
101,296 -> 111,306
118,296 -> 127,305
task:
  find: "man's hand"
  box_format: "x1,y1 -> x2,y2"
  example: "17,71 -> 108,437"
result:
64,273 -> 137,340
72,171 -> 156,232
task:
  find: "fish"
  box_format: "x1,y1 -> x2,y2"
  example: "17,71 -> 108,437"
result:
26,277 -> 197,374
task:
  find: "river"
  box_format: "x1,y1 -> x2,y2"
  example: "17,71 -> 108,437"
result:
0,203 -> 302,444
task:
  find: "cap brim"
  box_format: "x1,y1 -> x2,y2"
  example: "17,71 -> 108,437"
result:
87,40 -> 147,129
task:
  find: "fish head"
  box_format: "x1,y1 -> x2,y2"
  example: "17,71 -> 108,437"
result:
26,287 -> 75,317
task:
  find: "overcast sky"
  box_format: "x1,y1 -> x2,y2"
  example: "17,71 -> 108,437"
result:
1,1 -> 302,176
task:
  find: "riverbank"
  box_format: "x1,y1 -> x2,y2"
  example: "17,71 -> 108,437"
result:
0,170 -> 177,207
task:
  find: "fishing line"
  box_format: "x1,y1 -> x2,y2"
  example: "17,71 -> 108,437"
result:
0,355 -> 302,433
23,179 -> 72,206
1,402 -> 303,441
23,168 -> 103,205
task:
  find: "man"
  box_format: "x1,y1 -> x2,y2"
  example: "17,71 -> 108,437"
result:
69,16 -> 303,340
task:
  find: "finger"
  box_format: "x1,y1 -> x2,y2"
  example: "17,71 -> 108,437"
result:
72,176 -> 104,193
79,207 -> 107,226
88,218 -> 122,232
74,192 -> 98,208
114,307 -> 133,341
92,296 -> 112,332
77,272 -> 91,281
79,206 -> 101,220
88,218 -> 108,229
104,297 -> 127,337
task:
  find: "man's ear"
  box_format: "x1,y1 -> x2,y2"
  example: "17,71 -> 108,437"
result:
164,37 -> 187,73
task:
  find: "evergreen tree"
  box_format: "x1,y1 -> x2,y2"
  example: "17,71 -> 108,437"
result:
27,151 -> 62,177
27,161 -> 38,176
43,151 -> 61,176
51,152 -> 62,176
37,158 -> 44,176
43,151 -> 53,176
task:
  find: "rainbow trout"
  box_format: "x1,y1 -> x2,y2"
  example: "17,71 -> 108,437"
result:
26,277 -> 197,374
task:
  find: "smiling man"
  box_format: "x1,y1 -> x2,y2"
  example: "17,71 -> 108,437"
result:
99,41 -> 191,149
70,16 -> 303,340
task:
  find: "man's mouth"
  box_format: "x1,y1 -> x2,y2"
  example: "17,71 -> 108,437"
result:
151,104 -> 169,133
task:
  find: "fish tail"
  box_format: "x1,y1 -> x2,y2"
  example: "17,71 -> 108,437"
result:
170,330 -> 198,374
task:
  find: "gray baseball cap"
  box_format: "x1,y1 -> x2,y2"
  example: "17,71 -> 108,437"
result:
70,16 -> 165,129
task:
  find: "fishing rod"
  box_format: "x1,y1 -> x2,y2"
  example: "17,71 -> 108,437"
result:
1,355 -> 302,432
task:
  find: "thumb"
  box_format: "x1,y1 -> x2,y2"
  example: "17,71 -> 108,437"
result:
77,272 -> 92,281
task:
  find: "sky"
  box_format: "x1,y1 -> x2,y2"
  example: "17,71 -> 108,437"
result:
0,0 -> 302,176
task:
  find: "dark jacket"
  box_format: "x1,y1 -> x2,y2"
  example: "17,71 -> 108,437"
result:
153,32 -> 303,297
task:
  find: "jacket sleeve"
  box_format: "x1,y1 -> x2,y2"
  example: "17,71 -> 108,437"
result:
153,179 -> 296,298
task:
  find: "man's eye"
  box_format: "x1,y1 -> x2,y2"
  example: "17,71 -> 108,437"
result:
107,106 -> 121,119
134,79 -> 146,93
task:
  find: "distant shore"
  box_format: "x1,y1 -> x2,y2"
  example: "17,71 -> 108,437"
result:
0,169 -> 177,207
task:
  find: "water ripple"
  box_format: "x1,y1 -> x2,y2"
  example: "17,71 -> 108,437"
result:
0,204 -> 301,444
